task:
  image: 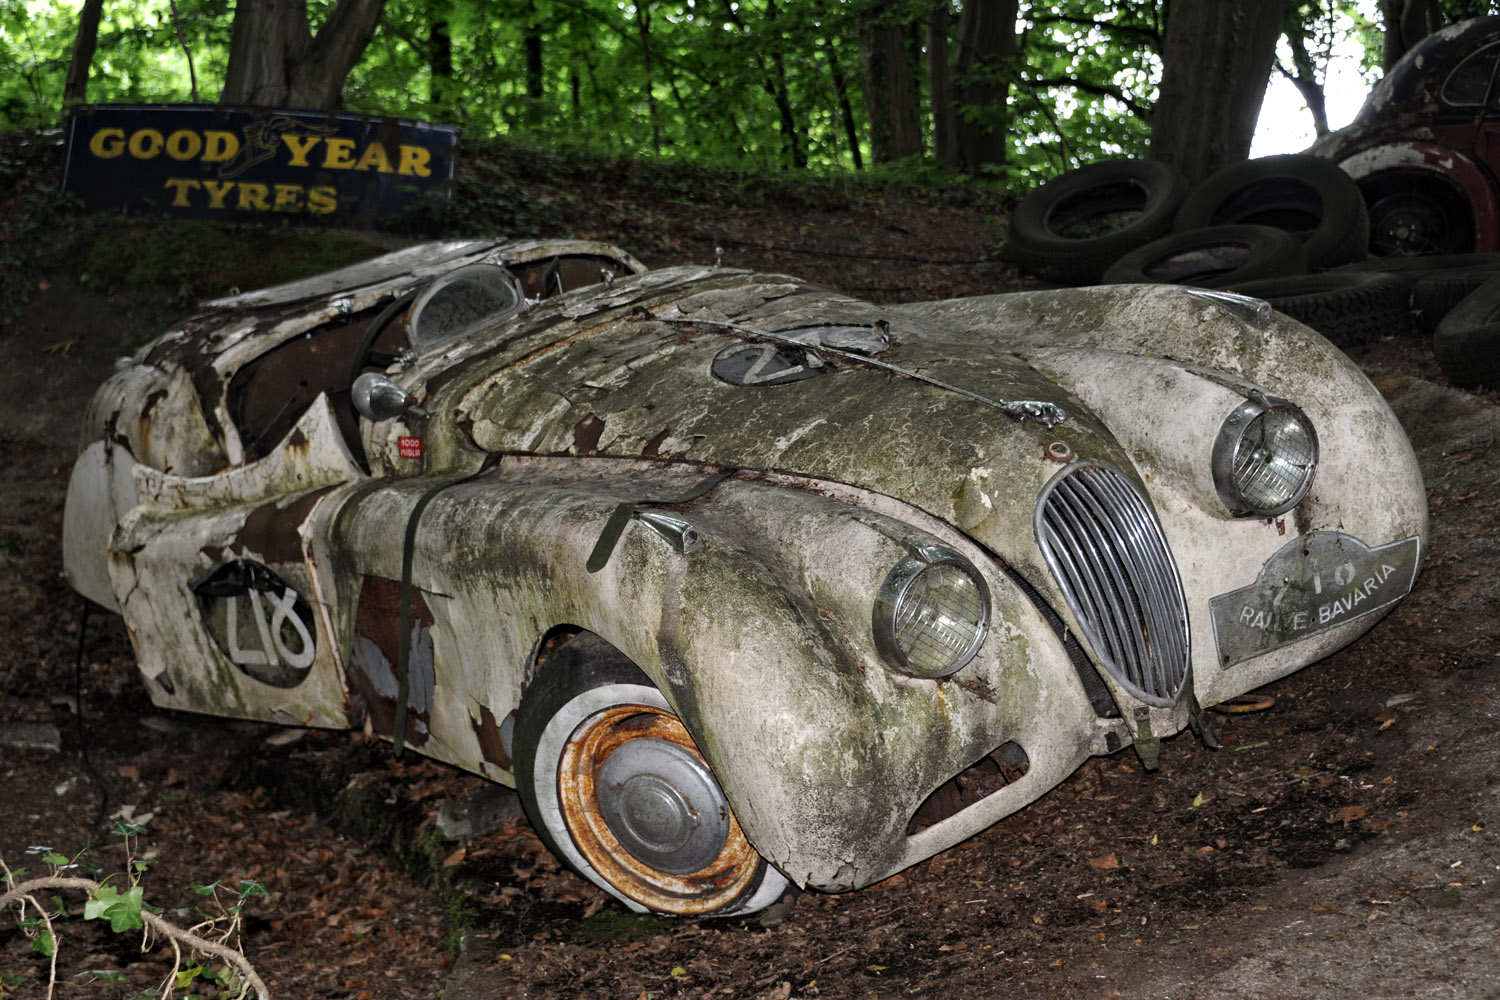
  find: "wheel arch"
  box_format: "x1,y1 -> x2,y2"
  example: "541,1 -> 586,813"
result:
1337,141 -> 1500,252
509,627 -> 792,916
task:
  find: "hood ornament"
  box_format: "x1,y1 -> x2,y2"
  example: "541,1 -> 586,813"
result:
1004,401 -> 1068,429
646,314 -> 1068,428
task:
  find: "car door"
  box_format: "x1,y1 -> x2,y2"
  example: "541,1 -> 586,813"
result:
107,394 -> 363,728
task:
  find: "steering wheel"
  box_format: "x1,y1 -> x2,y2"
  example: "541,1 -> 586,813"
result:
336,288 -> 421,471
346,288 -> 421,389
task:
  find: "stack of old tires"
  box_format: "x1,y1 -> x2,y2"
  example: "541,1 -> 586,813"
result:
1006,154 -> 1500,389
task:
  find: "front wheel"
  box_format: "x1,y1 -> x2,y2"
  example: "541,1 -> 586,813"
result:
513,634 -> 788,916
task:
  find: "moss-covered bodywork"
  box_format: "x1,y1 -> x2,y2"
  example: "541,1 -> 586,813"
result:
63,239 -> 1427,908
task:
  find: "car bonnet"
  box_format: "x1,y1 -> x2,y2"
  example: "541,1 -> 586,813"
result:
429,266 -> 1141,563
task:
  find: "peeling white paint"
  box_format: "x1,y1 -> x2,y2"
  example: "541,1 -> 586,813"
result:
63,241 -> 1429,910
773,417 -> 827,452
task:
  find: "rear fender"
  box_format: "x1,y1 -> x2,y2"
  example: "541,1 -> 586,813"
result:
1338,141 -> 1500,251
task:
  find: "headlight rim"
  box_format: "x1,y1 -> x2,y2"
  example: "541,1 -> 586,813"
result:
872,547 -> 992,680
1212,394 -> 1319,518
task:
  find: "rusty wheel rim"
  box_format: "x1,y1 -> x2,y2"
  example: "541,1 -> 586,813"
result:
558,703 -> 760,914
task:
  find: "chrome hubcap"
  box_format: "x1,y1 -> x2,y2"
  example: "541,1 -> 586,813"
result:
596,737 -> 729,875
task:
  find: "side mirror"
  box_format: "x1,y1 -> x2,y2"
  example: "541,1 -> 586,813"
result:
351,373 -> 426,422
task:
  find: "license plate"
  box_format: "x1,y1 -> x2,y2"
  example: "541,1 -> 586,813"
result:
1210,532 -> 1422,669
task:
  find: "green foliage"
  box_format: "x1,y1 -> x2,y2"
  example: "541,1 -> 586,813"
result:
3,832 -> 266,999
0,970 -> 32,993
0,0 -> 76,128
4,0 -> 1485,187
1005,1 -> 1161,180
19,917 -> 55,955
84,884 -> 147,933
0,0 -> 1155,180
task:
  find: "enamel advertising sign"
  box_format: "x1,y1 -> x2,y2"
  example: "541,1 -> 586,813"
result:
62,104 -> 458,230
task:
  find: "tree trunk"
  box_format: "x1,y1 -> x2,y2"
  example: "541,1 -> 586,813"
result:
524,1 -> 544,128
927,1 -> 958,172
635,1 -> 662,154
63,0 -> 106,109
429,12 -> 453,115
221,0 -> 388,112
765,0 -> 806,168
825,37 -> 864,170
717,0 -> 805,168
860,13 -> 922,163
951,0 -> 1019,176
1380,0 -> 1441,71
1151,0 -> 1286,187
1282,14 -> 1329,136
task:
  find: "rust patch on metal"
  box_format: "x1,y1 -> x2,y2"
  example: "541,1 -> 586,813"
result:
226,312 -> 381,459
347,575 -> 434,747
233,486 -> 337,565
557,703 -> 759,915
471,704 -> 512,769
642,427 -> 671,458
574,412 -> 606,455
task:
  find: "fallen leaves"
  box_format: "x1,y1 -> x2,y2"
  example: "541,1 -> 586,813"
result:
1327,805 -> 1367,825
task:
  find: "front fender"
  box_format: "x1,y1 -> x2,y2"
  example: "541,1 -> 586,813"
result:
333,457 -> 1105,890
650,476 -> 1103,890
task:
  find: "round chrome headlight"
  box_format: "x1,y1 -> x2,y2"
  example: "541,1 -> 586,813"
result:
1212,395 -> 1318,517
873,550 -> 990,678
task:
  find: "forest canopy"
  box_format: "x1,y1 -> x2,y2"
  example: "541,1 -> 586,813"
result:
2,0 -> 1498,185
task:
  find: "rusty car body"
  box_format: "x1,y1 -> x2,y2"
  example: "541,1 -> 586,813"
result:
1311,16 -> 1500,255
63,237 -> 1427,916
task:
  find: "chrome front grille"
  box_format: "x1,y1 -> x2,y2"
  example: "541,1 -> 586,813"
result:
1036,463 -> 1189,705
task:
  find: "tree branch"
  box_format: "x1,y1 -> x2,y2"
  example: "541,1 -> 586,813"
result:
1028,13 -> 1162,48
2,876 -> 272,1000
1025,75 -> 1152,117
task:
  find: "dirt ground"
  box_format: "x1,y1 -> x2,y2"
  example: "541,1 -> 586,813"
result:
1,155 -> 1498,1000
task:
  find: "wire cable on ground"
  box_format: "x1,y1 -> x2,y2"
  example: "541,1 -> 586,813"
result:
72,597 -> 111,832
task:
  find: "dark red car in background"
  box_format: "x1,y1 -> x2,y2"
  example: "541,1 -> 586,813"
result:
1312,16 -> 1500,255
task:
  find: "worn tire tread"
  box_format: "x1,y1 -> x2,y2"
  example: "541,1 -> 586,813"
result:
1175,154 -> 1369,270
1230,272 -> 1412,347
1434,273 -> 1500,387
1102,224 -> 1307,289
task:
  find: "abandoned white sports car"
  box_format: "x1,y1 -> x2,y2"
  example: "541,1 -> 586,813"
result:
63,238 -> 1427,917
